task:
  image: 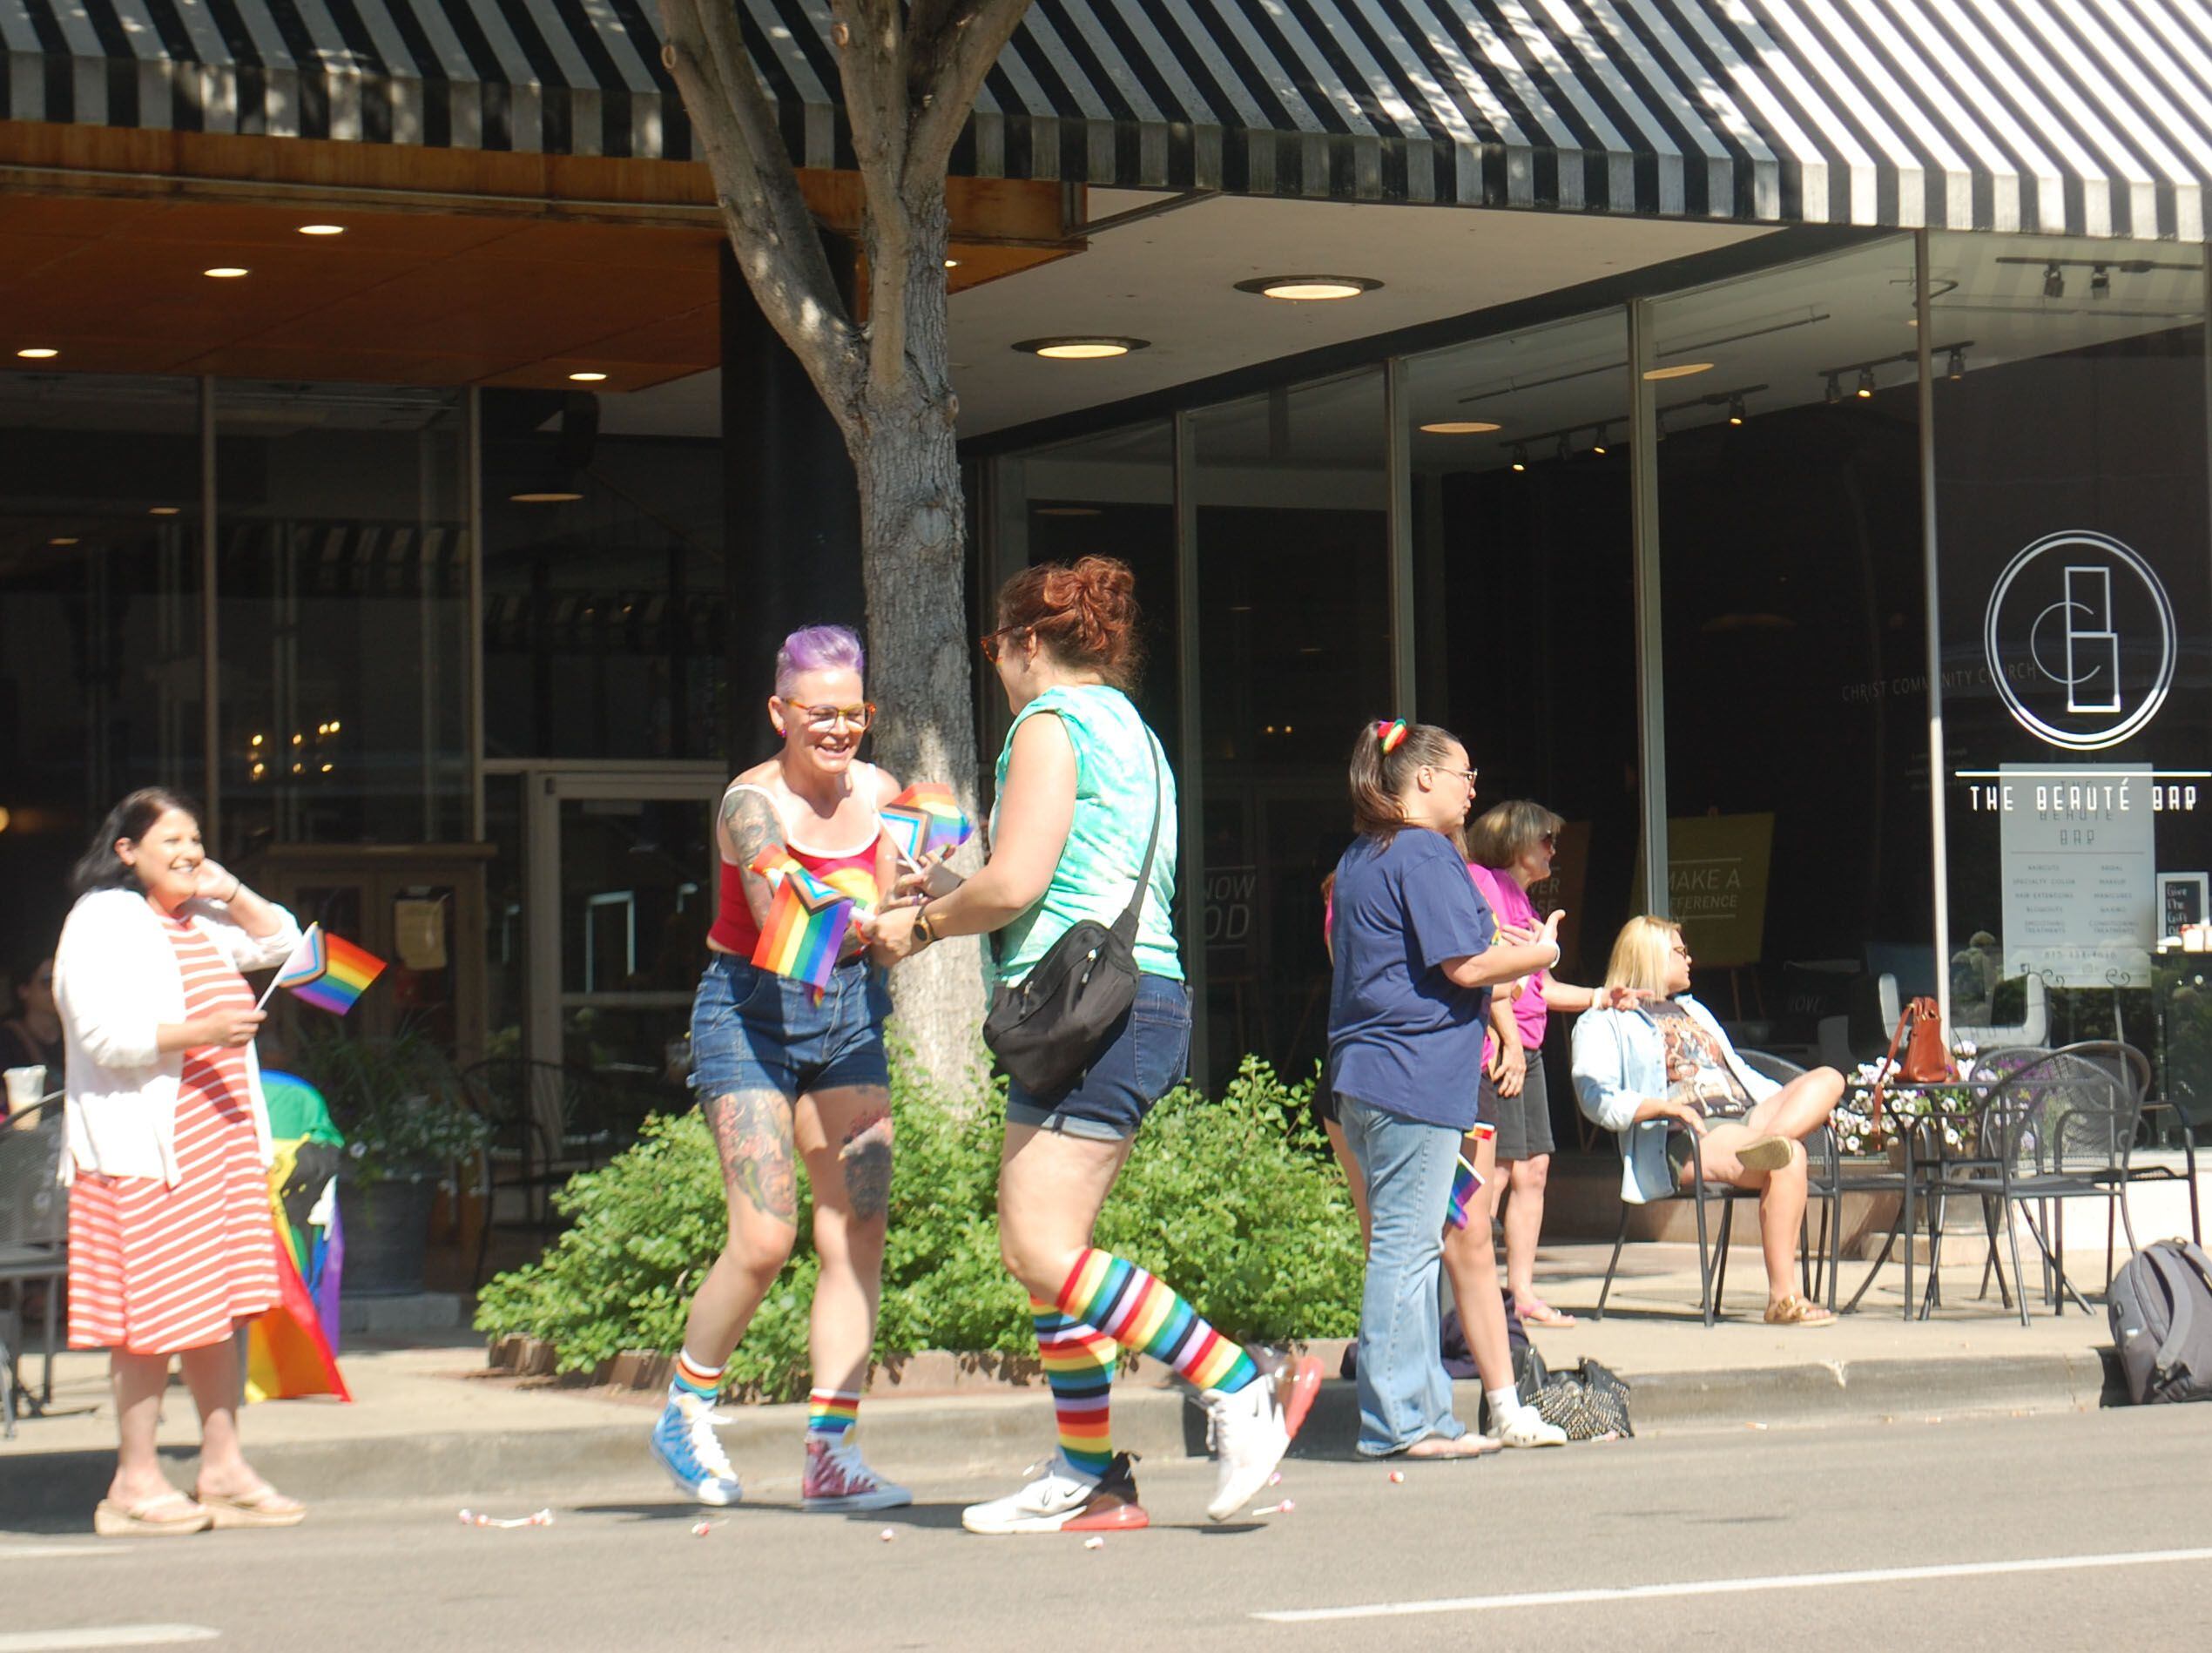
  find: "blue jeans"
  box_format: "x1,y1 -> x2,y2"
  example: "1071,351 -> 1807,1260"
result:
689,953 -> 891,1102
1339,1094 -> 1467,1456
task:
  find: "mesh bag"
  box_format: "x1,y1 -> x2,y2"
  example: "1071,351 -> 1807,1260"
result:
1521,1348 -> 1635,1439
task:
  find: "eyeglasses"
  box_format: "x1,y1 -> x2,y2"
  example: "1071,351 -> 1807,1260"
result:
1540,832 -> 1557,850
783,700 -> 876,732
1670,943 -> 1693,961
1432,766 -> 1479,787
978,624 -> 1030,664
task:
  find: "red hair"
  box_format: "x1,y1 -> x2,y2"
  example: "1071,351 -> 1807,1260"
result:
995,556 -> 1143,692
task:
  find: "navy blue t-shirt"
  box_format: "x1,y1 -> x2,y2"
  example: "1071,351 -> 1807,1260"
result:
1325,828 -> 1495,1131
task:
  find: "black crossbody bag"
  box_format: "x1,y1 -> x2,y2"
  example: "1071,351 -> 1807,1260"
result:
982,739 -> 1163,1097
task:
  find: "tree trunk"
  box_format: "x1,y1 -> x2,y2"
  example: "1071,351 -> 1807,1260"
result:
843,195 -> 990,1097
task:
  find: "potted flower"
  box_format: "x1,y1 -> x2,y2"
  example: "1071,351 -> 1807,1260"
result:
294,1021 -> 491,1296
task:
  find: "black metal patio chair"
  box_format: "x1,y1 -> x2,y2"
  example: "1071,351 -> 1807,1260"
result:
0,1103 -> 68,1438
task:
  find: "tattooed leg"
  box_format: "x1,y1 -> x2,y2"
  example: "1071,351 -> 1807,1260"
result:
679,1087 -> 799,1364
802,1087 -> 894,1397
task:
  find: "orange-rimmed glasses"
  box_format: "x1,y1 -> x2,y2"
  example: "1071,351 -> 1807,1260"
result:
979,624 -> 1029,664
783,700 -> 876,732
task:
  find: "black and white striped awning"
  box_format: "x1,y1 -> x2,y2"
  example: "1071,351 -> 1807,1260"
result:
3,0 -> 2209,239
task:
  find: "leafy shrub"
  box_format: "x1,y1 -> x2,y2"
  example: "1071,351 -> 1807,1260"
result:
473,1057 -> 1361,1400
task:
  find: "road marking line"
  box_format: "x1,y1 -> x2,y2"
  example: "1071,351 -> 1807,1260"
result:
0,1547 -> 116,1561
0,1628 -> 218,1651
1253,1547 -> 2212,1623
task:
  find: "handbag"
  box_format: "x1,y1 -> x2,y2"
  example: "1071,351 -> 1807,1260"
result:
1865,995 -> 1955,1147
981,738 -> 1163,1097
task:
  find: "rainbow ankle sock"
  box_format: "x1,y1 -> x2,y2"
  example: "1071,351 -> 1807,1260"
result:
1056,1249 -> 1258,1395
670,1349 -> 722,1403
806,1388 -> 861,1441
1032,1297 -> 1116,1480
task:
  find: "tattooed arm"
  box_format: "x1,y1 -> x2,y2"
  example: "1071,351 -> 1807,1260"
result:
720,785 -> 786,932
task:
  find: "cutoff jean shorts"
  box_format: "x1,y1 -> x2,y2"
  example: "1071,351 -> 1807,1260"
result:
689,951 -> 892,1103
1003,973 -> 1192,1143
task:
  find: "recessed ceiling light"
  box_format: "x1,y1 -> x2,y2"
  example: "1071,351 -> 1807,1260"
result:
509,489 -> 583,503
568,371 -> 608,382
298,224 -> 346,237
1235,275 -> 1385,301
50,536 -> 79,546
944,259 -> 961,269
149,506 -> 181,516
203,267 -> 249,279
16,347 -> 58,359
1642,361 -> 1714,381
1418,421 -> 1501,435
1014,337 -> 1150,360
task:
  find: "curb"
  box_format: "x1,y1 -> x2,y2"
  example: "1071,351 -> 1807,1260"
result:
0,1349 -> 2121,1528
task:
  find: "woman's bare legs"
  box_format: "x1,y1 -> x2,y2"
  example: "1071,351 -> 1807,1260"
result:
1501,1153 -> 1554,1306
1440,1130 -> 1514,1406
1689,1125 -> 1817,1308
1323,1115 -> 1372,1253
794,1085 -> 894,1397
1742,1068 -> 1845,1144
108,1351 -> 173,1507
681,1087 -> 803,1365
110,1333 -> 297,1512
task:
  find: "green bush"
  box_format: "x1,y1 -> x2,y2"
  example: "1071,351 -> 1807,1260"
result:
473,1057 -> 1362,1400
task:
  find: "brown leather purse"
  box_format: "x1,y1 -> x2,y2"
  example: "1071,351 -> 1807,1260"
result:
1865,995 -> 1955,1148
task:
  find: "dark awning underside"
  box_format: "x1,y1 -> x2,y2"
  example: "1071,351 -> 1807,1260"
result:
4,0 -> 2209,239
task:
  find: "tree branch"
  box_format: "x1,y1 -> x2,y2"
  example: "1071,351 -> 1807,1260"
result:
659,0 -> 860,399
904,0 -> 1030,195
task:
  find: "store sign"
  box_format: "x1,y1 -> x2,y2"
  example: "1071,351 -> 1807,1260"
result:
1982,530 -> 2175,752
1996,762 -> 2155,987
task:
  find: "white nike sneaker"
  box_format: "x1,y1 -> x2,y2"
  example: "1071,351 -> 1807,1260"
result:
961,1454 -> 1148,1535
1492,1402 -> 1568,1448
1200,1351 -> 1322,1522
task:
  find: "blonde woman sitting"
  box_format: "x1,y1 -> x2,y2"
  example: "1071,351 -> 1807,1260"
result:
1571,915 -> 1843,1327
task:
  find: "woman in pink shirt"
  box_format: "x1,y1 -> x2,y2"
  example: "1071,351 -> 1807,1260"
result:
1467,801 -> 1627,1329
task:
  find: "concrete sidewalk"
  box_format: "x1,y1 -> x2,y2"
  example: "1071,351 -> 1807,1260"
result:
0,1237 -> 2130,1528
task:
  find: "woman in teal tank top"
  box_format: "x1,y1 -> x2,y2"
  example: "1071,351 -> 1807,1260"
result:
873,556 -> 1319,1535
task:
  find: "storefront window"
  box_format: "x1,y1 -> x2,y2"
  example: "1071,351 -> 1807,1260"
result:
0,371 -> 203,955
1191,371 -> 1390,1087
215,382 -> 469,855
1401,312 -> 1636,1002
482,392 -> 726,762
1649,239 -> 1930,1063
995,422 -> 1179,768
1930,234 -> 2209,1109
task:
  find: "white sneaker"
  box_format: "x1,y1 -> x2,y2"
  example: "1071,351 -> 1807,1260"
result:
962,1457 -> 1130,1535
1492,1403 -> 1568,1448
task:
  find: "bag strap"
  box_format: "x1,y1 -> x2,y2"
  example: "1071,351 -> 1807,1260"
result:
1109,736 -> 1165,945
1865,1002 -> 1919,1150
2144,1245 -> 2205,1380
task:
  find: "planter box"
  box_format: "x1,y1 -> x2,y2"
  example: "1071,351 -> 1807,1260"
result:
337,1176 -> 437,1298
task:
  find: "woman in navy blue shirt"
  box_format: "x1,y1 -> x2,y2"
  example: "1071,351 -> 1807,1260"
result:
1326,719 -> 1562,1459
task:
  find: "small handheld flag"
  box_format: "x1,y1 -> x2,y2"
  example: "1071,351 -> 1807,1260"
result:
1445,1155 -> 1485,1231
881,782 -> 974,867
749,850 -> 858,996
257,923 -> 387,1015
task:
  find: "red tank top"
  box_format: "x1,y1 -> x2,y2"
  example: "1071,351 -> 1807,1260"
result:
707,772 -> 884,957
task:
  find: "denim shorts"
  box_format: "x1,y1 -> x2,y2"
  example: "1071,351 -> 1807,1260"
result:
1003,974 -> 1191,1143
690,951 -> 892,1103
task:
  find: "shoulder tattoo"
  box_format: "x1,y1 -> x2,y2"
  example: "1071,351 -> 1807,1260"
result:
722,787 -> 786,870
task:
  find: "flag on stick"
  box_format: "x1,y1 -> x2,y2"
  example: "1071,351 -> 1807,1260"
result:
1445,1155 -> 1485,1231
749,850 -> 858,996
880,781 -> 974,867
257,923 -> 387,1015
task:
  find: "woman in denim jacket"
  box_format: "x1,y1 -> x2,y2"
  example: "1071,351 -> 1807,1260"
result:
1572,915 -> 1844,1326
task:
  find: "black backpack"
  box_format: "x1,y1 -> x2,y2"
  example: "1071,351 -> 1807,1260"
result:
2107,1238 -> 2212,1406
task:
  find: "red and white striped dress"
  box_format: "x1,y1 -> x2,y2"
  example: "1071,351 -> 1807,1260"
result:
67,916 -> 280,1354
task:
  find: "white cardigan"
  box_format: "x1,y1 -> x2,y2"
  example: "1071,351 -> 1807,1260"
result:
52,887 -> 303,1186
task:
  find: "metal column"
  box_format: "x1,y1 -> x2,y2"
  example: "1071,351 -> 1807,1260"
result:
1627,301 -> 1669,914
1916,229 -> 1953,1036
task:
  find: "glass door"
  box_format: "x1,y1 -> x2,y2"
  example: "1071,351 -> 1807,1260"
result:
523,766 -> 724,1110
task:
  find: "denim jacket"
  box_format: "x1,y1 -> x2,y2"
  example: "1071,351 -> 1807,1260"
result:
1570,995 -> 1780,1204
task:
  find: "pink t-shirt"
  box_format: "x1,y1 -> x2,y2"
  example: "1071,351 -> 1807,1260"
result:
1468,863 -> 1548,1050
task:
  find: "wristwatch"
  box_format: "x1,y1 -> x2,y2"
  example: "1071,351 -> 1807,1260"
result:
914,908 -> 937,948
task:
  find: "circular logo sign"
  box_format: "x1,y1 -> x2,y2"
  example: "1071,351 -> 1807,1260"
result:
1982,530 -> 2175,752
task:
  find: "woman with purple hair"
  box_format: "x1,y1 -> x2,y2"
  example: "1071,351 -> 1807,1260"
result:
650,623 -> 912,1514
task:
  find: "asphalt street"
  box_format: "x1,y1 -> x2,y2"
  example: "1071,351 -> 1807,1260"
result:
6,1407 -> 2210,1652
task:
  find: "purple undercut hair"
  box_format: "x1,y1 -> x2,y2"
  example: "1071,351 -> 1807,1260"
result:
775,624 -> 866,695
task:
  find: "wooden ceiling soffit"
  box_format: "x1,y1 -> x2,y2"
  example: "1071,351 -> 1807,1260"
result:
0,121 -> 1083,253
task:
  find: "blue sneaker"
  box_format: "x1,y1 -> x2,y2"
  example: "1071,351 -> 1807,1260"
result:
651,1391 -> 743,1506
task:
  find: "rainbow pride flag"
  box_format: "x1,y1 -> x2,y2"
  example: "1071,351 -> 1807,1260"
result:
1445,1155 -> 1485,1231
259,923 -> 386,1015
881,781 -> 974,865
749,850 -> 858,996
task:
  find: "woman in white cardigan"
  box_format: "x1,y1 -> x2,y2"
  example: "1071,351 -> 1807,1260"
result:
1571,915 -> 1844,1327
55,787 -> 306,1536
